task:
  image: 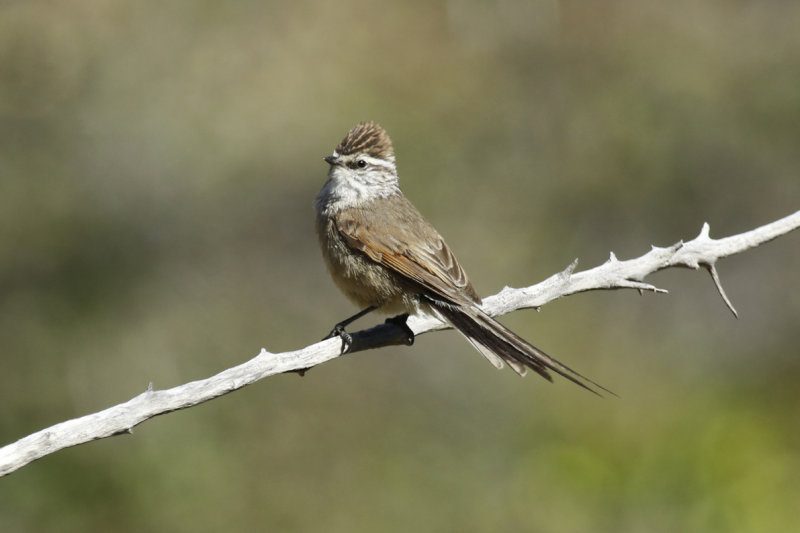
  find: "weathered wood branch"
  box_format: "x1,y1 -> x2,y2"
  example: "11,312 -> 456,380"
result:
1,210 -> 798,477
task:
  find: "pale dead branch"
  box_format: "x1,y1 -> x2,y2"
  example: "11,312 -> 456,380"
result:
1,210 -> 798,477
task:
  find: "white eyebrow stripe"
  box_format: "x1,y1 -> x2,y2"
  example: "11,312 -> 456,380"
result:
358,155 -> 396,172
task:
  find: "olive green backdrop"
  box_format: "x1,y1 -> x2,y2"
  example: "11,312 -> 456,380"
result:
1,1 -> 799,531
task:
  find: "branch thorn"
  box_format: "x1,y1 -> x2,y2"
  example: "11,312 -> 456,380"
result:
565,258 -> 579,274
698,222 -> 711,239
704,262 -> 738,318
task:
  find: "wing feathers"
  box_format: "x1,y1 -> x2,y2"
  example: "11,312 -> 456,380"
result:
334,196 -> 479,306
331,195 -> 609,394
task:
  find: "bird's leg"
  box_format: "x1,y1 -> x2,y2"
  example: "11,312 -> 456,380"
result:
289,306 -> 406,377
385,313 -> 414,346
323,305 -> 379,353
289,306 -> 380,377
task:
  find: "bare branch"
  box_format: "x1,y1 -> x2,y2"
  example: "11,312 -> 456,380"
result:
1,210 -> 798,477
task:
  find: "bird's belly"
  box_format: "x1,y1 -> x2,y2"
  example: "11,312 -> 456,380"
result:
317,214 -> 418,314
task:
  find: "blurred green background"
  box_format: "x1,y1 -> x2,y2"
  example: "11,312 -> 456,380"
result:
1,1 -> 799,531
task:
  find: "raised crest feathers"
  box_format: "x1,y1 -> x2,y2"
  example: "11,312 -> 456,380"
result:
336,122 -> 395,163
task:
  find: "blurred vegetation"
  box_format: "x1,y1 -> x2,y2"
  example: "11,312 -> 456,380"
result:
1,0 -> 799,531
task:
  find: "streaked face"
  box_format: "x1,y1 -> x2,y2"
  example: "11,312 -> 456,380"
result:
323,149 -> 399,203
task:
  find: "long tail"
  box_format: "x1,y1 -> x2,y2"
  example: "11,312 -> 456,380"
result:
431,301 -> 613,396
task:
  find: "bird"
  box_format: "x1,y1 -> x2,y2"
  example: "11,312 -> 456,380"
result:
314,121 -> 609,395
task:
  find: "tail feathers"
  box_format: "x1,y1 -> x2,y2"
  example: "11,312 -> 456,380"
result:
460,334 -> 529,375
432,302 -> 613,397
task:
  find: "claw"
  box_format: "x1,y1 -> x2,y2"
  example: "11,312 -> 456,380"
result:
385,313 -> 414,346
323,325 -> 354,353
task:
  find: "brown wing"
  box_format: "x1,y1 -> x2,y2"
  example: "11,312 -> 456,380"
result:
335,195 -> 480,306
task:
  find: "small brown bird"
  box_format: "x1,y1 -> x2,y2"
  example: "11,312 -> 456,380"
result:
315,122 -> 608,394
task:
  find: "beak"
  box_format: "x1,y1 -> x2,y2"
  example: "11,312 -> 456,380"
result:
324,155 -> 339,165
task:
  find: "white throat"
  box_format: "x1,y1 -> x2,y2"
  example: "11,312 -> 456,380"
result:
316,158 -> 401,214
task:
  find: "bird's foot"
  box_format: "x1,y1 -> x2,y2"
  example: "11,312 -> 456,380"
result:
287,324 -> 352,377
323,324 -> 354,354
385,313 -> 414,346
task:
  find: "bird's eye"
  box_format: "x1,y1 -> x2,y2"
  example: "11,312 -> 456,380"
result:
356,159 -> 367,168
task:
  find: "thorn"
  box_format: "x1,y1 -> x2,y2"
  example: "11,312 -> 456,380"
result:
608,251 -> 618,262
563,258 -> 579,275
699,222 -> 711,239
623,280 -> 668,294
557,260 -> 578,283
146,382 -> 154,392
704,262 -> 738,318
